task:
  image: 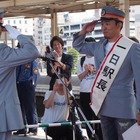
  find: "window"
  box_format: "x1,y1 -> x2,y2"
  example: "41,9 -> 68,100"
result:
13,20 -> 16,24
96,22 -> 101,27
38,31 -> 42,34
64,33 -> 69,37
70,24 -> 80,30
8,20 -> 10,24
64,26 -> 69,31
70,32 -> 76,36
94,30 -> 102,35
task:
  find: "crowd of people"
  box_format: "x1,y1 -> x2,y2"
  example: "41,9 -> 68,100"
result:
0,4 -> 140,140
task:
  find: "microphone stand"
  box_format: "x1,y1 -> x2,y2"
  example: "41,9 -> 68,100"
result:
41,56 -> 99,140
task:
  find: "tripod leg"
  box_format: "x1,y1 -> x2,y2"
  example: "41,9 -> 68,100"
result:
90,133 -> 99,140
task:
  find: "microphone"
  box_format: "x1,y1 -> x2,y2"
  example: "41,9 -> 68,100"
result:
52,50 -> 59,58
39,50 -> 56,62
39,56 -> 57,62
39,50 -> 61,64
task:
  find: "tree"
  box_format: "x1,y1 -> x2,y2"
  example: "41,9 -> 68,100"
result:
67,48 -> 79,74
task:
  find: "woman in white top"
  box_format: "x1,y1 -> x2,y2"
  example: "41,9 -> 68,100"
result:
42,74 -> 85,140
77,37 -> 103,140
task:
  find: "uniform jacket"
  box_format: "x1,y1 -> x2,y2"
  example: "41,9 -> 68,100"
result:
0,35 -> 40,132
73,33 -> 140,119
16,60 -> 40,86
47,52 -> 73,90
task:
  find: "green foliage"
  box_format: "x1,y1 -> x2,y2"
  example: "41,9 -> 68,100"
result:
67,48 -> 79,74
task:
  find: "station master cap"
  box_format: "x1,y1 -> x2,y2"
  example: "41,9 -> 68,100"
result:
101,6 -> 125,22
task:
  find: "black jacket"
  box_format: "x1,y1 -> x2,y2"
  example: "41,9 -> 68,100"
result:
47,52 -> 73,91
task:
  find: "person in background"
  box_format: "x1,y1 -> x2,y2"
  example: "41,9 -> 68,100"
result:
46,36 -> 73,91
46,36 -> 84,138
41,74 -> 84,140
44,45 -> 51,73
77,37 -> 103,140
0,9 -> 40,140
73,6 -> 140,140
45,45 -> 51,56
13,42 -> 40,136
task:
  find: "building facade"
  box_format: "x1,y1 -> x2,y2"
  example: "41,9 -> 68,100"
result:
2,6 -> 139,51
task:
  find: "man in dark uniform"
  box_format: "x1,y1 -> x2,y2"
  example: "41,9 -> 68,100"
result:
13,43 -> 40,135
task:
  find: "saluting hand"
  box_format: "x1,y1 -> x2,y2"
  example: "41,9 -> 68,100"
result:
79,20 -> 98,35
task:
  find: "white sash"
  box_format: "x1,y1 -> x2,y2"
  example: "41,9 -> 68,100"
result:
90,36 -> 134,115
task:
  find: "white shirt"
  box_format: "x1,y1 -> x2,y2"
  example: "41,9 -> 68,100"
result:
41,91 -> 69,124
77,56 -> 96,92
105,42 -> 114,55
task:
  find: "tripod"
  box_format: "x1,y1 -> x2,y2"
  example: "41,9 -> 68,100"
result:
42,57 -> 99,140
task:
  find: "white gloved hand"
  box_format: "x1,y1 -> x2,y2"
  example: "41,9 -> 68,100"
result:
5,25 -> 21,40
